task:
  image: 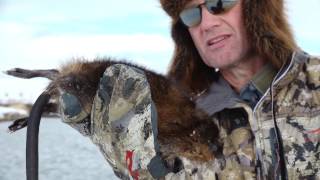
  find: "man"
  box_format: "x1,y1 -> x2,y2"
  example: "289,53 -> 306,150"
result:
6,0 -> 319,179
24,0 -> 316,179
160,0 -> 320,179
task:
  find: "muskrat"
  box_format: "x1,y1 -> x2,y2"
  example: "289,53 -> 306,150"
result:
6,57 -> 221,180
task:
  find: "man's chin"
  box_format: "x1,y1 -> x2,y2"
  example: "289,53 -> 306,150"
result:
206,59 -> 238,70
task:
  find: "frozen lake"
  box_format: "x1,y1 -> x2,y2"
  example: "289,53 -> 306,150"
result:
0,118 -> 118,180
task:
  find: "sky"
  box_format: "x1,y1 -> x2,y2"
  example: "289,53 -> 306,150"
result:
0,0 -> 319,102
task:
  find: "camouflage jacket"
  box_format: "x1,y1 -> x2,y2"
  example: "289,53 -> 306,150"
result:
206,51 -> 320,180
251,51 -> 320,179
186,51 -> 320,180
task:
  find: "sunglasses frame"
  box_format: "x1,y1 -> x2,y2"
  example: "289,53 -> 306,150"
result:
179,0 -> 238,27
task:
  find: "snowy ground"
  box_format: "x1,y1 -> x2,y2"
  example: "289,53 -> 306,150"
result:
0,106 -> 27,120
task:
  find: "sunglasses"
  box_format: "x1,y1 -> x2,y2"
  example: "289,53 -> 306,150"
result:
179,0 -> 238,27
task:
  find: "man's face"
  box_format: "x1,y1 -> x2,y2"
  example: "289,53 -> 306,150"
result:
187,0 -> 251,69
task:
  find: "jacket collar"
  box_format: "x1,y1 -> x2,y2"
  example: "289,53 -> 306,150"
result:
273,51 -> 309,91
195,51 -> 309,116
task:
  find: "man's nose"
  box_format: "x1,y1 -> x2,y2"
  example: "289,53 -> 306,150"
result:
199,6 -> 221,31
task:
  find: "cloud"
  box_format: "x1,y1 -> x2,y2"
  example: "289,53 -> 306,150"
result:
0,0 -> 173,73
27,34 -> 172,55
0,1 -> 174,93
285,0 -> 320,54
24,34 -> 173,70
1,0 -> 319,103
0,21 -> 173,72
2,0 -> 164,22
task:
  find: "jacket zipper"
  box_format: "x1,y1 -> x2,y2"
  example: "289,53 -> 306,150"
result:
252,52 -> 296,179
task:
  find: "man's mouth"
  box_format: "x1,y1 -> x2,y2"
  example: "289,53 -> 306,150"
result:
207,35 -> 231,48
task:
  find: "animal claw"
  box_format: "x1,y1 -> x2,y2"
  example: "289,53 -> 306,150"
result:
8,117 -> 28,132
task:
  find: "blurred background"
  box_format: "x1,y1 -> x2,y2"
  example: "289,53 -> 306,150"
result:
0,0 -> 319,179
1,0 -> 320,103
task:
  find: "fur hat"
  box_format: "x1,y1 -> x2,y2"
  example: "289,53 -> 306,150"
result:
160,0 -> 297,94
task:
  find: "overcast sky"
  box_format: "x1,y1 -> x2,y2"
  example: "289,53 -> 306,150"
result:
0,0 -> 319,102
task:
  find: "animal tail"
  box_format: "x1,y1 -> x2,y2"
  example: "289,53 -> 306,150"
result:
26,92 -> 51,180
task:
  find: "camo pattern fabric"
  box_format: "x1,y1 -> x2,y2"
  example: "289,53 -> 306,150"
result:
213,106 -> 256,180
89,64 -> 160,179
89,64 -> 222,180
251,51 -> 320,180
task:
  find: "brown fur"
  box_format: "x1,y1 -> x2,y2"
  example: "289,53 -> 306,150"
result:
160,0 -> 297,94
37,58 -> 220,162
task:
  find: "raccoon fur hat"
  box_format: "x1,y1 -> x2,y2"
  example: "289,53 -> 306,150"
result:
160,0 -> 297,94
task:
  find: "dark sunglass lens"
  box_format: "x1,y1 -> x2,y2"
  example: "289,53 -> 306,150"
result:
179,7 -> 201,27
206,0 -> 222,13
206,0 -> 237,14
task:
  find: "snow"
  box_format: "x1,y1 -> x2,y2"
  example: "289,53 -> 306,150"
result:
0,106 -> 27,119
